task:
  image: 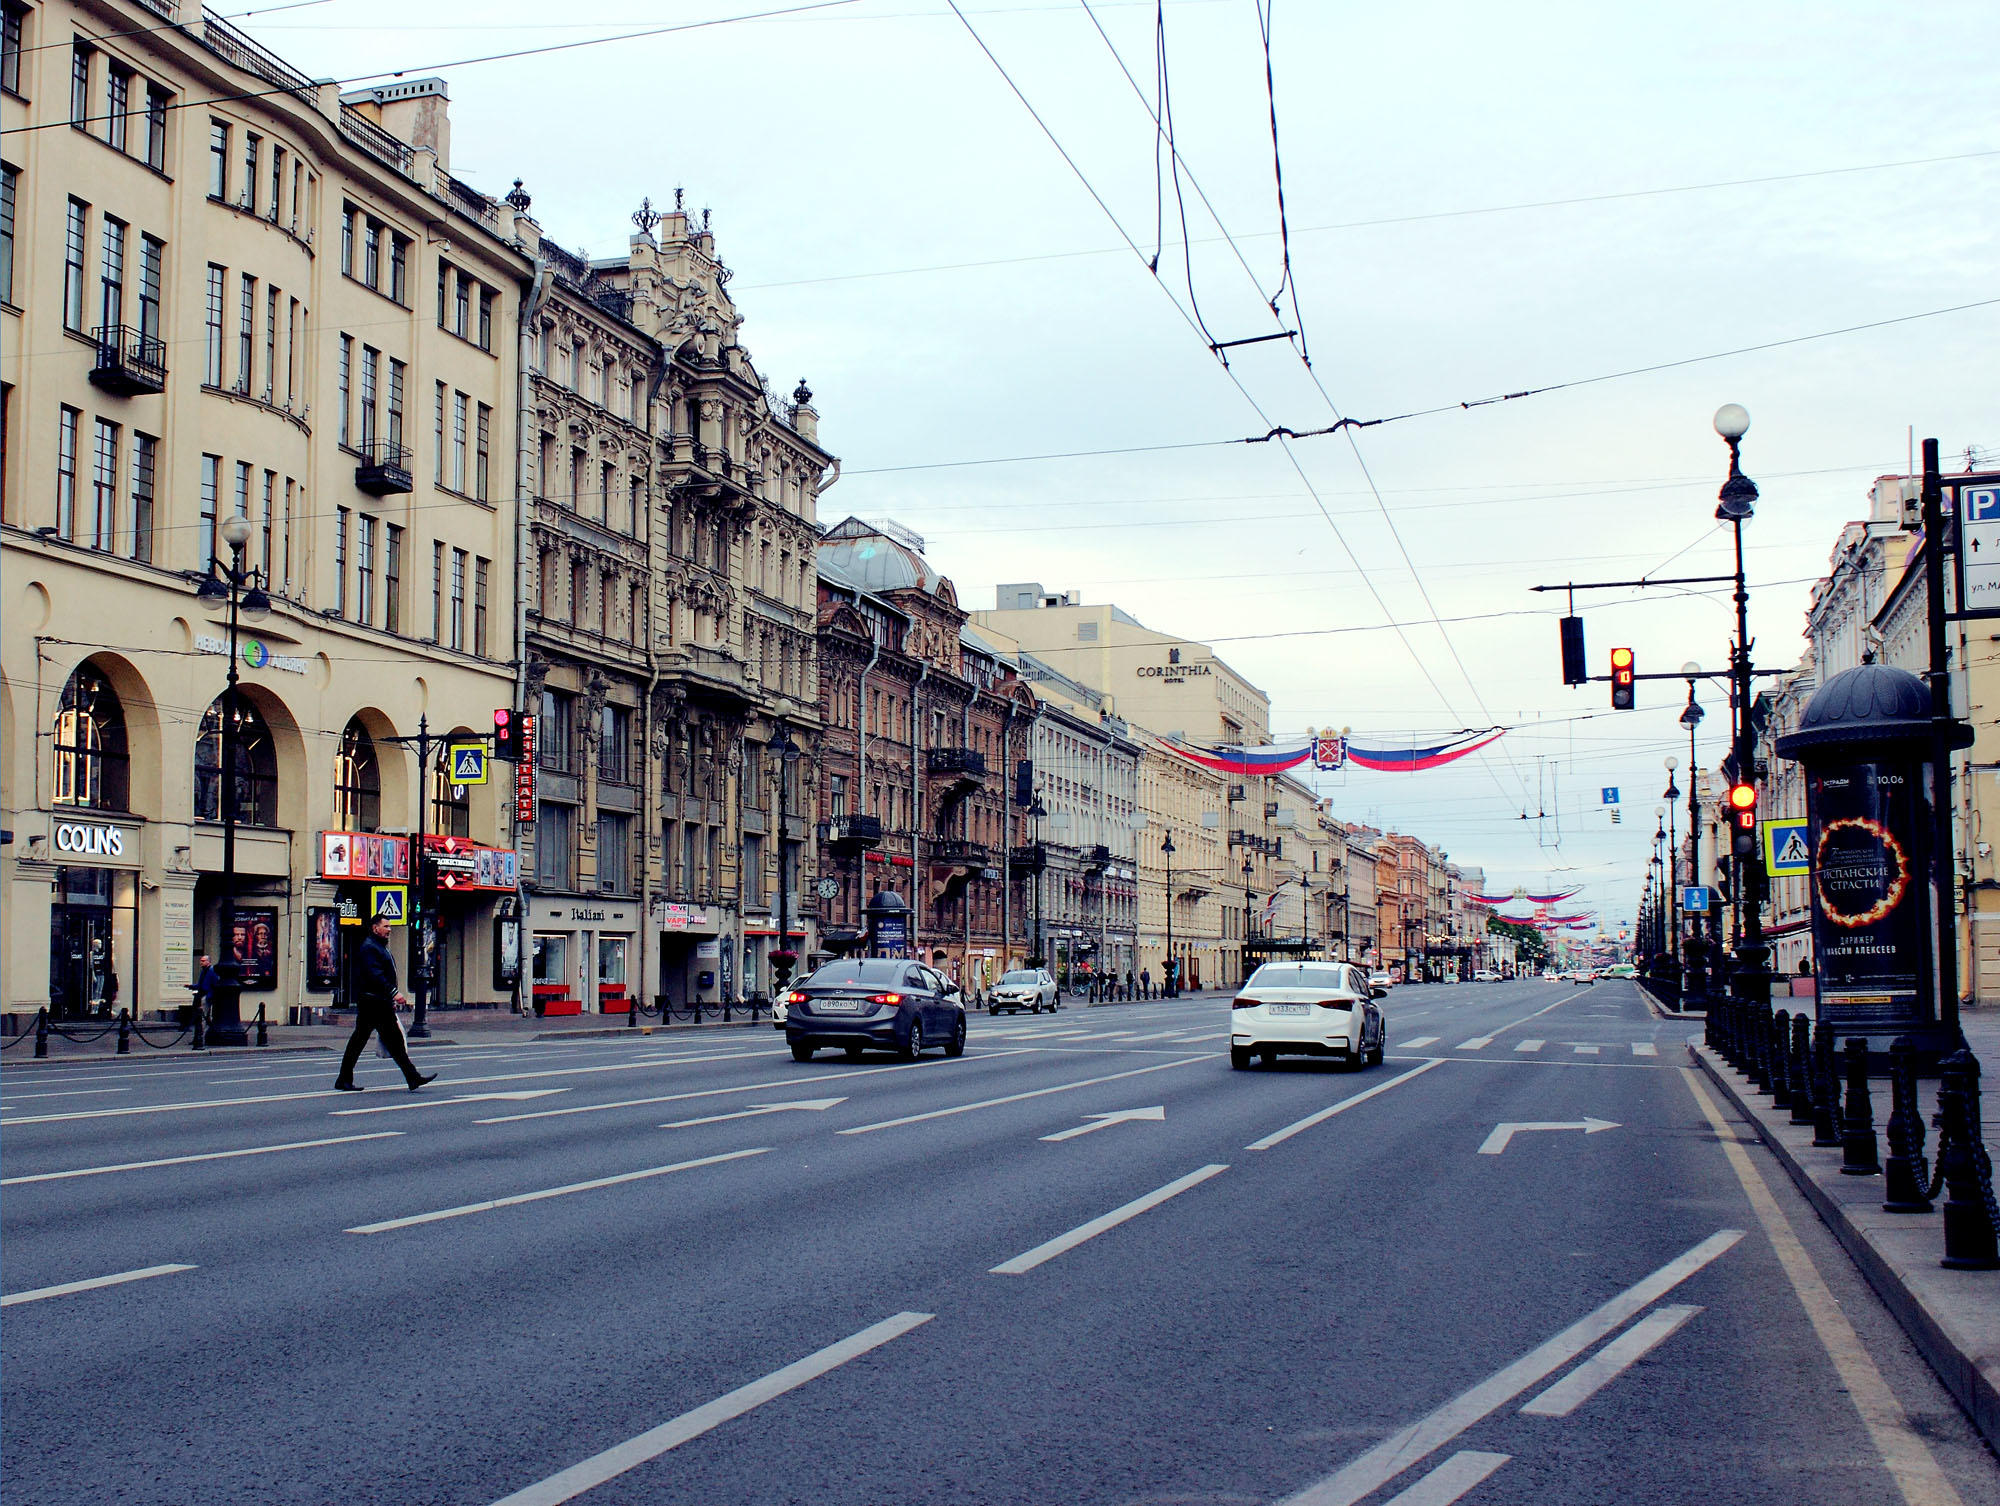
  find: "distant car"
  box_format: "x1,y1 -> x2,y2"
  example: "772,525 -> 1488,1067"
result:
783,958 -> 967,1062
1368,970 -> 1393,992
1230,961 -> 1385,1071
988,967 -> 1059,1014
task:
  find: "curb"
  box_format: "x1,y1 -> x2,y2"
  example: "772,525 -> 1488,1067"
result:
1691,1042 -> 2000,1453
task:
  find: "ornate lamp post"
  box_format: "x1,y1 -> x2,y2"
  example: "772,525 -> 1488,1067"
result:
194,512 -> 270,1046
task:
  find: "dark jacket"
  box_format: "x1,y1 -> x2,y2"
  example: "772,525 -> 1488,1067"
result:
357,934 -> 399,1006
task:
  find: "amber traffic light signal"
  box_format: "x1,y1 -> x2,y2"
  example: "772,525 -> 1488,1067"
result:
1610,647 -> 1635,710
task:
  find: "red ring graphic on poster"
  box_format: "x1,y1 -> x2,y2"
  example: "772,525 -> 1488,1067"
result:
1815,815 -> 1910,929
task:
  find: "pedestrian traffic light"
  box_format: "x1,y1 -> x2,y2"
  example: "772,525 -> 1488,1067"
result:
493,707 -> 518,760
1728,782 -> 1758,855
1610,647 -> 1635,710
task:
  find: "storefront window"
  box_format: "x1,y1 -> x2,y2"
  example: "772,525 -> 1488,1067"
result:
333,718 -> 380,831
52,665 -> 129,811
194,694 -> 278,824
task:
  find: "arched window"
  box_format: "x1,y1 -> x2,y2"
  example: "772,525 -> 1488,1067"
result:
194,695 -> 278,824
51,666 -> 129,810
332,719 -> 380,831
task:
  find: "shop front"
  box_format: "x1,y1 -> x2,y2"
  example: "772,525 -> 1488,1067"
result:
653,901 -> 720,1010
532,896 -> 639,1015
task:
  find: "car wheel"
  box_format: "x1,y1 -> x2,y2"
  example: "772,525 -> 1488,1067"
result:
1230,1045 -> 1252,1070
790,1041 -> 815,1062
900,1018 -> 925,1061
944,1013 -> 967,1057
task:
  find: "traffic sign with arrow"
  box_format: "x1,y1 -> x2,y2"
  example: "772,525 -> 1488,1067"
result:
661,1097 -> 847,1129
1039,1106 -> 1166,1142
1477,1118 -> 1619,1155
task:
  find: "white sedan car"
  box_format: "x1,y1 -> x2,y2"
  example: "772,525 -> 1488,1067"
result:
1230,961 -> 1385,1070
988,968 -> 1059,1014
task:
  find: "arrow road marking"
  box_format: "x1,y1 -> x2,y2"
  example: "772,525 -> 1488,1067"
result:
332,1090 -> 568,1116
1040,1105 -> 1166,1142
663,1097 -> 846,1129
1478,1118 -> 1620,1155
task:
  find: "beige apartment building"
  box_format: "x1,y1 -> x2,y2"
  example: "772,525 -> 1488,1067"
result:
2,6 -> 534,1022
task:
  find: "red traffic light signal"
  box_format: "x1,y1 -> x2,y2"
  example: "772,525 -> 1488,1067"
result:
1610,647 -> 1635,710
493,707 -> 517,760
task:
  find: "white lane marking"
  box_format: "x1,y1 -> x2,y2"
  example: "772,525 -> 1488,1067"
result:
1455,1037 -> 1494,1050
1247,1060 -> 1446,1151
1572,1045 -> 1602,1056
1039,1105 -> 1165,1142
1272,1229 -> 1743,1506
487,1311 -> 933,1506
662,1097 -> 846,1128
1520,1305 -> 1701,1417
1477,1118 -> 1620,1155
1514,1039 -> 1545,1053
1,1131 -> 405,1185
346,1148 -> 770,1235
1632,1042 -> 1659,1058
476,1050 -> 1030,1124
331,1090 -> 569,1116
1400,1036 -> 1440,1050
839,1057 -> 1205,1136
0,1086 -> 133,1102
2,1264 -> 197,1307
990,1164 -> 1229,1274
1381,1451 -> 1512,1506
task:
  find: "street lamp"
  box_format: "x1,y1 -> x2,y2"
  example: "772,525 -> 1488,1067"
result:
1714,403 -> 1772,1040
771,724 -> 801,991
1161,832 -> 1176,997
195,512 -> 270,1047
1242,855 -> 1255,986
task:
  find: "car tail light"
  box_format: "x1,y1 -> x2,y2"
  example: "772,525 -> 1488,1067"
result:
1231,997 -> 1261,1010
866,993 -> 904,1006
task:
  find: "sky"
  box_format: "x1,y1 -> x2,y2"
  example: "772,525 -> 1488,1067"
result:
243,0 -> 2000,934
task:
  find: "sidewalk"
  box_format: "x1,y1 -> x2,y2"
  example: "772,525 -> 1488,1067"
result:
1690,1008 -> 2000,1453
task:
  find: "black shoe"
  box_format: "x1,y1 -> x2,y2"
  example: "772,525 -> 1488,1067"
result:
407,1072 -> 437,1092
334,1081 -> 364,1092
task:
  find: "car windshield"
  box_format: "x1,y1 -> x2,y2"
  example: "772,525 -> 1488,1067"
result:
1246,964 -> 1349,990
804,960 -> 905,987
999,970 -> 1040,984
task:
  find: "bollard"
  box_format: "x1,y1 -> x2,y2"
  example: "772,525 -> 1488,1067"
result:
1788,1013 -> 1815,1126
1840,1037 -> 1880,1175
1811,1024 -> 1843,1148
1880,1037 -> 1933,1213
34,1007 -> 49,1058
255,1001 -> 268,1048
117,1009 -> 131,1055
1770,1010 -> 1794,1109
1936,1049 -> 2000,1270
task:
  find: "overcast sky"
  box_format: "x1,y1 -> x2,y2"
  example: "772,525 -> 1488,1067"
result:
254,0 -> 1999,933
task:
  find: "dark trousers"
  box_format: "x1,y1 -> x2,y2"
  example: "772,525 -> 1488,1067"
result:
337,1000 -> 421,1086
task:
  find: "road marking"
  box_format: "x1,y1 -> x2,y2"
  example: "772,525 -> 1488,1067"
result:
1247,1060 -> 1445,1151
1681,1067 -> 1967,1506
331,1089 -> 569,1116
1477,1118 -> 1619,1155
1040,1105 -> 1166,1142
346,1148 -> 769,1235
1514,1039 -> 1545,1053
990,1164 -> 1228,1274
1381,1451 -> 1511,1506
1572,1045 -> 1601,1056
1,1131 -> 405,1185
1400,1036 -> 1440,1049
839,1057 -> 1205,1136
1632,1042 -> 1659,1057
1520,1304 -> 1701,1416
663,1097 -> 846,1128
2,1264 -> 197,1307
0,1086 -> 133,1103
487,1311 -> 934,1506
1455,1037 -> 1494,1050
1270,1228 -> 1742,1506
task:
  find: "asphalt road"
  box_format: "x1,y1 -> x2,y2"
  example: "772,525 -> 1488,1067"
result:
4,978 -> 1997,1505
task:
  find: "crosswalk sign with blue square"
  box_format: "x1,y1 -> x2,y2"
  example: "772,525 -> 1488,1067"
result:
448,743 -> 489,785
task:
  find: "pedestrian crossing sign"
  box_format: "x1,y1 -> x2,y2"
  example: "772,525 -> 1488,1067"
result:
370,885 -> 408,924
1764,819 -> 1811,877
447,743 -> 489,785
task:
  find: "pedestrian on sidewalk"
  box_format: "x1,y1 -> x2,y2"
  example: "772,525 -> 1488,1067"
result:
335,915 -> 435,1092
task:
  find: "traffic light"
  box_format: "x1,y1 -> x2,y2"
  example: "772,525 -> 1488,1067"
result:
493,707 -> 518,760
1560,616 -> 1587,686
1610,647 -> 1635,710
1728,782 -> 1758,855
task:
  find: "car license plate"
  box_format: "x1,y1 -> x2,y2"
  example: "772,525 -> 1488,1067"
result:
814,999 -> 862,1014
1267,1003 -> 1311,1016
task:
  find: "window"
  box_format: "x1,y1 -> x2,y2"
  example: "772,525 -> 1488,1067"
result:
597,814 -> 631,895
359,345 -> 378,447
431,540 -> 444,640
387,359 -> 405,450
536,802 -> 574,889
473,556 -> 488,657
336,334 -> 351,446
136,235 -> 162,341
70,42 -> 89,124
241,132 -> 258,212
203,265 -> 225,384
2,4 -> 23,96
332,720 -> 380,831
105,64 -> 129,151
207,120 -> 228,199
600,704 -> 632,784
0,164 -> 15,305
98,217 -> 124,329
356,513 -> 375,625
235,273 -> 254,391
474,403 -> 490,499
451,391 -> 467,492
389,234 -> 408,303
129,433 -> 155,563
449,548 -> 466,649
90,418 -> 116,550
478,289 -> 493,350
333,506 -> 348,616
195,695 -> 277,825
144,85 -> 168,170
538,688 -> 576,774
198,454 -> 218,564
55,407 -> 78,540
383,524 -> 402,633
62,198 -> 87,330
52,665 -> 128,812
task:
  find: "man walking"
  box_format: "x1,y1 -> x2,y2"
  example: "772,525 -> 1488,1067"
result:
335,915 -> 435,1092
